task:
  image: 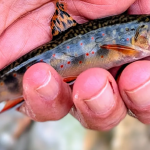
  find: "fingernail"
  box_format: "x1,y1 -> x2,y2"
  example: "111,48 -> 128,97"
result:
126,79 -> 150,106
36,71 -> 59,100
84,80 -> 115,114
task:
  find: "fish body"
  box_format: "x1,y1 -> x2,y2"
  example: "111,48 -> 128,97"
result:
0,7 -> 150,112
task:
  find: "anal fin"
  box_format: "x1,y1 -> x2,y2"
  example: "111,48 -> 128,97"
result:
0,97 -> 24,113
63,76 -> 77,85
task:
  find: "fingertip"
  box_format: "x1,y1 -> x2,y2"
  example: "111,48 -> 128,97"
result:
72,68 -> 126,130
73,68 -> 116,116
23,63 -> 60,103
22,63 -> 73,121
119,61 -> 150,123
73,68 -> 109,100
23,63 -> 60,89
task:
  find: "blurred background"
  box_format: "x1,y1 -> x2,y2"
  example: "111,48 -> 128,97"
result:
0,109 -> 150,150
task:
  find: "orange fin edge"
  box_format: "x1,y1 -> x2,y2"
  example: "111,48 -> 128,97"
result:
0,97 -> 24,113
63,76 -> 77,83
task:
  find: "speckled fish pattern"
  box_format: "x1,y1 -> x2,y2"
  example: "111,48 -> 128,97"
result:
0,1 -> 150,112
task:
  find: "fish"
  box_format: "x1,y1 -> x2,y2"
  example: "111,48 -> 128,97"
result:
0,0 -> 150,113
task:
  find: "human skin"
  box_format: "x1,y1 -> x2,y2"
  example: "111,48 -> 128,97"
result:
1,0 -> 150,130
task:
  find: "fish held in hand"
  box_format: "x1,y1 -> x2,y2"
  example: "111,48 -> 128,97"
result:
0,1 -> 150,112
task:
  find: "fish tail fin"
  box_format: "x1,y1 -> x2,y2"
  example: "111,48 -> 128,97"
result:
0,75 -> 24,113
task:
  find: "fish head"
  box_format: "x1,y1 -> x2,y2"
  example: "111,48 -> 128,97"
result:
131,24 -> 150,50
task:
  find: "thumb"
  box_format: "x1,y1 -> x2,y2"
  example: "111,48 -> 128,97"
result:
18,63 -> 73,121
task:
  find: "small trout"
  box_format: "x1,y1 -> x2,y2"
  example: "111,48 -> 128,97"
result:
0,1 -> 150,112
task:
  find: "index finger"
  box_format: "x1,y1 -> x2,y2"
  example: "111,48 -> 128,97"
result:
0,2 -> 54,69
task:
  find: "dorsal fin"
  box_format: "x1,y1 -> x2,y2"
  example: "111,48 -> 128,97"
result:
51,0 -> 77,37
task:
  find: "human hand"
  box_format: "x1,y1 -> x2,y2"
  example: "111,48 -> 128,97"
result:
0,0 -> 150,130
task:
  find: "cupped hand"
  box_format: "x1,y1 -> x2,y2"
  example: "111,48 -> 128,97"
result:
1,0 -> 150,130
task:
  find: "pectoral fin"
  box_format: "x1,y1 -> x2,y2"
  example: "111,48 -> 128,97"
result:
100,44 -> 138,56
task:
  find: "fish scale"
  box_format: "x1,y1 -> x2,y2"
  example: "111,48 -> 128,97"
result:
0,1 -> 150,112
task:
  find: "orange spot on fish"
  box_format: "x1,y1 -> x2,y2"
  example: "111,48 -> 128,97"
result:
91,51 -> 95,54
13,73 -> 17,77
101,55 -> 104,58
86,53 -> 89,56
27,66 -> 30,69
67,61 -> 71,64
91,37 -> 94,40
53,54 -> 55,57
102,33 -> 105,36
67,46 -> 70,49
60,65 -> 64,68
80,43 -> 83,46
126,38 -> 129,41
79,61 -> 82,64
